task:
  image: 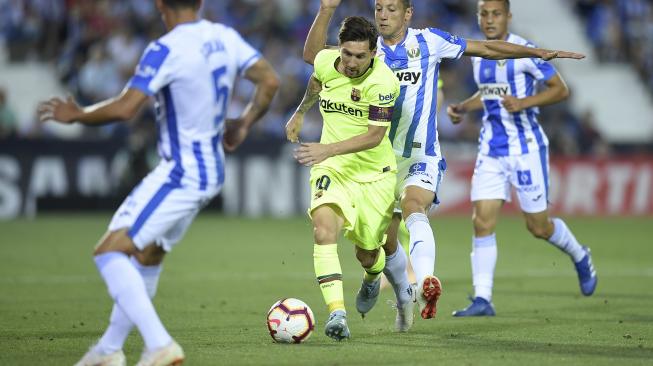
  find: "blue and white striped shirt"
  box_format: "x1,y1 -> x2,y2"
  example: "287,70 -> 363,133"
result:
376,27 -> 466,159
128,20 -> 261,190
472,33 -> 556,157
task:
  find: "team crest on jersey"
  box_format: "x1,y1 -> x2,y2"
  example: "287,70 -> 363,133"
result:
407,47 -> 421,59
351,88 -> 361,101
497,60 -> 507,67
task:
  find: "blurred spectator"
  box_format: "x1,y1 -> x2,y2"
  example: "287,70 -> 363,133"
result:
106,23 -> 146,81
574,0 -> 653,94
0,88 -> 18,138
78,42 -> 122,103
0,0 -> 630,157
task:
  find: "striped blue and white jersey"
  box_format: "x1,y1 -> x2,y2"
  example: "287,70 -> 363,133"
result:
128,20 -> 261,190
472,33 -> 556,157
376,27 -> 466,158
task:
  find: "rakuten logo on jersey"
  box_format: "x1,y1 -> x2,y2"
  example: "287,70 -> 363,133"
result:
395,70 -> 421,85
320,99 -> 364,117
479,83 -> 510,100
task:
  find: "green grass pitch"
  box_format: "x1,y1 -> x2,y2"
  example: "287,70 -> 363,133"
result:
1,214 -> 652,365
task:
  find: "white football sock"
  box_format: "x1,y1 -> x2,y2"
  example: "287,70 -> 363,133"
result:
548,218 -> 585,262
96,257 -> 163,354
472,234 -> 497,302
382,244 -> 412,305
405,213 -> 436,285
94,252 -> 171,351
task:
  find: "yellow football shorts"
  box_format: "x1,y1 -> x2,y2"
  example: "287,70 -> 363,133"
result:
308,166 -> 395,250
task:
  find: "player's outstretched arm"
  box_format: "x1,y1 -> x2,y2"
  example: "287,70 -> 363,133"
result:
224,58 -> 280,152
303,0 -> 341,65
37,88 -> 148,126
501,73 -> 569,113
447,91 -> 482,124
464,40 -> 585,61
295,125 -> 388,166
286,75 -> 322,143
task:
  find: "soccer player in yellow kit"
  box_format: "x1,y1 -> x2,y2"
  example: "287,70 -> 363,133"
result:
285,16 -> 400,341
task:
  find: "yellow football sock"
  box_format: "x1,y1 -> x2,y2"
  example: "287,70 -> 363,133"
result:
399,219 -> 410,256
363,247 -> 386,283
314,244 -> 345,313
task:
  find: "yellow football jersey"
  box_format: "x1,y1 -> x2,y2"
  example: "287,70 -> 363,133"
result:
312,49 -> 399,182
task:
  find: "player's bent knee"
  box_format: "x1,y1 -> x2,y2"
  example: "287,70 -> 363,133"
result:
356,251 -> 377,268
134,244 -> 167,266
472,215 -> 496,236
400,198 -> 427,216
526,222 -> 550,239
94,229 -> 139,256
313,225 -> 337,245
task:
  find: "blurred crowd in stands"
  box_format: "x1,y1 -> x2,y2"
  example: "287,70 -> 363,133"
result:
2,0 -> 645,157
574,0 -> 653,94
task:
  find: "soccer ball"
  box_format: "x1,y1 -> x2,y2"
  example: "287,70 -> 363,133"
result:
266,298 -> 315,344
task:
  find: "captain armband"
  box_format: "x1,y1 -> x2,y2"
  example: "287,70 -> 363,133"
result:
368,105 -> 394,123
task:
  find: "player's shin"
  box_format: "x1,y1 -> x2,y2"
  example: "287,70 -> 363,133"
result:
96,257 -> 163,354
383,244 -> 412,305
405,213 -> 436,283
471,234 -> 497,301
548,218 -> 585,262
314,244 -> 345,314
94,252 -> 172,351
363,248 -> 385,283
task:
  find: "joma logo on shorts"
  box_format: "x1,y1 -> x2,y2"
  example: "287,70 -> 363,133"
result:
320,99 -> 363,117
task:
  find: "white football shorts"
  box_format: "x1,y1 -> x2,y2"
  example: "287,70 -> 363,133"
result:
108,160 -> 219,251
470,148 -> 550,213
394,155 -> 446,213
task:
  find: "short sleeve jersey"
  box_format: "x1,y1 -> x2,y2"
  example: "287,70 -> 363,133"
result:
312,49 -> 400,182
472,33 -> 556,157
127,20 -> 260,189
377,27 -> 466,159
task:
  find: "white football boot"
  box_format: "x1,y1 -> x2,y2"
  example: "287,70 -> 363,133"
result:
74,347 -> 126,366
135,341 -> 184,366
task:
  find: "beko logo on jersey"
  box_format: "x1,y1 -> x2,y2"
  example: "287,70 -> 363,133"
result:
395,71 -> 421,85
320,99 -> 363,117
379,92 -> 395,102
479,83 -> 510,100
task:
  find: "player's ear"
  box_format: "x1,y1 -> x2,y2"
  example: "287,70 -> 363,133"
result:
404,5 -> 413,23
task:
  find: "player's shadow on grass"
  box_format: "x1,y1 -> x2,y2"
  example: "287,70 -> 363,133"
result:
455,337 -> 652,360
356,336 -> 652,360
499,289 -> 653,301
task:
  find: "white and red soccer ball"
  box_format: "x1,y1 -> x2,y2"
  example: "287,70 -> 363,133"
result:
266,298 -> 315,344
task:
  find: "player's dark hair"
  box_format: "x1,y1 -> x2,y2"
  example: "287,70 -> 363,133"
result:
400,0 -> 413,10
482,0 -> 510,11
162,0 -> 201,10
338,16 -> 378,51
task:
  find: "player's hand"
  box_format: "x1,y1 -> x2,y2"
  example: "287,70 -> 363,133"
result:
447,103 -> 466,124
37,96 -> 81,124
320,0 -> 341,10
285,112 -> 304,143
223,118 -> 248,152
540,49 -> 585,61
295,143 -> 332,166
501,95 -> 524,113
